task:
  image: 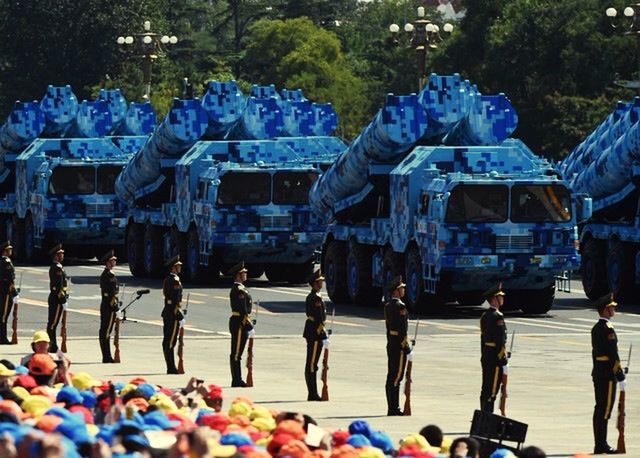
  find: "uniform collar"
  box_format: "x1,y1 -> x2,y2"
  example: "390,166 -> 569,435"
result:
234,282 -> 243,286
599,316 -> 610,322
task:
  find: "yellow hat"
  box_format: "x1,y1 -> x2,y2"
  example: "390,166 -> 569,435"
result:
22,394 -> 53,418
249,405 -> 272,420
71,372 -> 101,391
32,330 -> 50,344
0,363 -> 15,377
153,397 -> 178,413
400,433 -> 440,453
11,386 -> 30,401
440,437 -> 452,453
119,383 -> 137,397
358,447 -> 385,458
228,401 -> 251,417
251,416 -> 276,432
207,439 -> 237,457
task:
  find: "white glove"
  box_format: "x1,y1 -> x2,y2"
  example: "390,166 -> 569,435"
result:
12,295 -> 19,304
248,329 -> 256,338
618,380 -> 626,391
179,319 -> 186,328
322,339 -> 330,349
62,302 -> 68,311
502,365 -> 509,375
406,351 -> 414,362
56,349 -> 65,359
116,311 -> 123,320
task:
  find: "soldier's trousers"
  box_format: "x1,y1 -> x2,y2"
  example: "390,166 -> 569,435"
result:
480,362 -> 503,412
385,343 -> 407,413
0,293 -> 13,344
162,315 -> 179,373
229,317 -> 248,385
593,378 -> 617,451
99,306 -> 116,362
47,295 -> 64,352
305,339 -> 322,399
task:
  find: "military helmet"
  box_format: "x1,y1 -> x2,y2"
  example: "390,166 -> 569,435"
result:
228,261 -> 248,276
48,243 -> 64,257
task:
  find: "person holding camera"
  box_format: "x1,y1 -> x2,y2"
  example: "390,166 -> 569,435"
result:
21,330 -> 71,386
46,244 -> 68,352
99,249 -> 119,363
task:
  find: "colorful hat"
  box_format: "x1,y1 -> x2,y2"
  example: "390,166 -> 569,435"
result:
71,372 -> 101,391
595,292 -> 617,311
32,330 -> 50,343
164,255 -> 182,268
482,282 -> 506,300
22,394 -> 54,417
100,249 -> 117,263
0,363 -> 15,377
387,275 -> 406,292
206,384 -> 223,400
308,269 -> 325,285
48,243 -> 64,256
28,354 -> 56,376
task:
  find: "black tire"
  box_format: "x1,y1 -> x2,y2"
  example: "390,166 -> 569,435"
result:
265,264 -> 288,283
169,227 -> 187,265
456,291 -> 485,306
10,216 -> 24,262
323,240 -> 350,304
286,261 -> 315,285
143,224 -> 165,278
381,249 -> 404,301
606,240 -> 637,303
23,214 -> 42,262
404,247 -> 431,311
346,244 -> 382,306
581,238 -> 608,300
126,223 -> 145,277
246,264 -> 265,279
517,285 -> 556,314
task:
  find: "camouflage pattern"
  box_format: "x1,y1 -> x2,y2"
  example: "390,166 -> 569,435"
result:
201,81 -> 245,139
0,101 -> 46,154
64,100 -> 113,138
97,89 -> 128,133
39,85 -> 79,136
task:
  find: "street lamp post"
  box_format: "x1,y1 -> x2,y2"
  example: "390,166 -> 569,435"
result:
117,21 -> 178,100
389,6 -> 453,91
606,4 -> 640,91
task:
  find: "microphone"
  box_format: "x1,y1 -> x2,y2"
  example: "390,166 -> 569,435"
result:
136,289 -> 150,296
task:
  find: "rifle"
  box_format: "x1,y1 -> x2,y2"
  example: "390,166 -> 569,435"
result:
320,304 -> 335,401
403,319 -> 420,416
113,284 -> 125,363
61,278 -> 70,353
617,344 -> 632,454
246,300 -> 258,387
114,288 -> 149,362
10,271 -> 22,344
499,330 -> 516,416
177,293 -> 190,374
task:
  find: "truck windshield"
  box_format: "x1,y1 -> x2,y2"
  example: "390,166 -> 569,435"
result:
273,171 -> 318,205
445,185 -> 508,223
97,165 -> 122,195
48,166 -> 95,195
217,172 -> 271,205
511,185 -> 571,222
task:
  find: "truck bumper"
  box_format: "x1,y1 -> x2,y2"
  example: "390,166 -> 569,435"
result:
210,231 -> 324,264
46,218 -> 127,244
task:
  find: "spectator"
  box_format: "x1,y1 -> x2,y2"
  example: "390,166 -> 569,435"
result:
420,424 -> 443,448
450,437 -> 480,458
0,363 -> 22,404
519,445 -> 546,458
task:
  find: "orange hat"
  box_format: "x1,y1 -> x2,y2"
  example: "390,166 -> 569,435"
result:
232,396 -> 253,407
230,414 -> 251,427
331,444 -> 359,458
128,377 -> 147,385
277,439 -> 310,458
126,397 -> 150,413
35,414 -> 64,432
274,420 -> 306,440
30,385 -> 56,402
0,400 -> 26,420
28,354 -> 56,376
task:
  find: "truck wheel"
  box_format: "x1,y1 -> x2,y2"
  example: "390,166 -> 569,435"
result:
10,216 -> 24,262
286,261 -> 314,285
346,244 -> 382,306
126,223 -> 145,277
247,264 -> 265,279
23,215 -> 42,262
324,241 -> 350,303
518,285 -> 555,314
404,247 -> 431,312
456,291 -> 485,306
606,240 -> 637,302
143,224 -> 165,278
581,239 -> 608,300
265,264 -> 288,283
381,249 -> 404,301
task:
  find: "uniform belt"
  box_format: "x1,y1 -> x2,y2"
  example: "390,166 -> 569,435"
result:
484,342 -> 496,347
306,317 -> 315,322
231,312 -> 240,317
595,356 -> 610,361
388,330 -> 399,336
103,293 -> 109,297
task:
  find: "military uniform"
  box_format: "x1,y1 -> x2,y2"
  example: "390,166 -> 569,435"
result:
303,270 -> 327,401
162,256 -> 184,374
384,276 -> 410,416
229,262 -> 254,387
46,244 -> 68,352
480,284 -> 507,413
0,241 -> 18,344
99,250 -> 119,363
591,294 -> 625,454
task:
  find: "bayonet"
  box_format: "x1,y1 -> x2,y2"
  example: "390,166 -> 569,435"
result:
625,344 -> 632,374
508,330 -> 515,359
411,318 -> 420,348
328,304 -> 335,335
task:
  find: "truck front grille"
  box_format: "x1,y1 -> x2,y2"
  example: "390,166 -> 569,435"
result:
85,202 -> 114,217
495,235 -> 532,250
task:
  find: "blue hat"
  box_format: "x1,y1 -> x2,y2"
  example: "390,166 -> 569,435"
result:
347,434 -> 372,448
349,420 -> 372,438
97,425 -> 116,445
57,385 -> 83,406
136,383 -> 156,399
45,406 -> 76,420
114,381 -> 125,392
220,432 -> 253,447
122,433 -> 150,449
143,410 -> 180,430
80,390 -> 97,408
369,431 -> 394,454
14,365 -> 28,375
490,449 -> 517,458
54,419 -> 94,445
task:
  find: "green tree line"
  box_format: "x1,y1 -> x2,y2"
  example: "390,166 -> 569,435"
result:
0,0 -> 636,158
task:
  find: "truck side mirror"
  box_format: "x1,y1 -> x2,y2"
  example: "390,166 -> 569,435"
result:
431,198 -> 444,220
575,194 -> 592,223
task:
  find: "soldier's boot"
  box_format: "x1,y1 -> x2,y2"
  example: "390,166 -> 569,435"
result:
230,356 -> 246,387
164,347 -> 178,374
100,336 -> 114,363
306,372 -> 321,401
593,414 -> 615,454
47,329 -> 58,353
386,385 -> 403,416
480,396 -> 495,413
0,322 -> 9,344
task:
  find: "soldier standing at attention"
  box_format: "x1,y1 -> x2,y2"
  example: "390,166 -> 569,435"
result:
98,250 -> 119,363
47,244 -> 68,352
303,269 -> 328,401
228,261 -> 254,387
591,293 -> 626,455
162,256 -> 184,374
384,275 -> 412,416
0,241 -> 18,345
479,282 -> 508,413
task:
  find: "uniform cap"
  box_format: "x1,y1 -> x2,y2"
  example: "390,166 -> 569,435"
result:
387,275 -> 406,293
100,249 -> 117,263
27,353 -> 57,376
595,292 -> 617,312
482,282 -> 506,300
308,269 -> 325,286
48,243 -> 64,256
0,240 -> 12,251
32,330 -> 51,343
228,261 -> 248,276
164,255 -> 182,268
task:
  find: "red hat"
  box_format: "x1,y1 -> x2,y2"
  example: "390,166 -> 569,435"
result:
199,413 -> 230,432
207,384 -> 223,400
277,439 -> 310,458
274,420 -> 306,440
69,405 -> 94,424
331,430 -> 350,447
129,377 -> 147,385
28,354 -> 56,376
35,414 -> 64,432
267,433 -> 297,456
13,374 -> 37,391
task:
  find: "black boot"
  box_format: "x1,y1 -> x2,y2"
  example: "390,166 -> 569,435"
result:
230,356 -> 246,387
100,338 -> 114,363
593,414 -> 615,454
481,397 -> 495,413
164,347 -> 178,374
386,385 -> 403,416
306,372 -> 321,401
0,323 -> 10,344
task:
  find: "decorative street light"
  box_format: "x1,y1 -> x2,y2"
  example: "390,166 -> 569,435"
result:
117,21 -> 178,100
606,3 -> 640,90
389,6 -> 453,91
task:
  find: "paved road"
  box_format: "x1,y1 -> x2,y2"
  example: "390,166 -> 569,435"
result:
4,261 -> 640,456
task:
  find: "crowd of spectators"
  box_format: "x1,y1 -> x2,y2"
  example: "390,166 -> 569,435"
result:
0,331 -> 584,458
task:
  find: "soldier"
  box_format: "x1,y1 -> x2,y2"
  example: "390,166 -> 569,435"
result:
47,244 -> 68,352
303,269 -> 328,401
99,250 -> 119,363
0,241 -> 18,345
384,275 -> 412,416
228,261 -> 254,387
479,282 -> 508,413
591,293 -> 626,454
162,256 -> 184,374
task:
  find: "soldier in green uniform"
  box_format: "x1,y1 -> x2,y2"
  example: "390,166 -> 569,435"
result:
591,293 -> 626,455
162,256 -> 184,374
303,269 -> 328,401
479,282 -> 508,413
98,250 -> 119,363
0,241 -> 18,345
384,275 -> 412,416
46,244 -> 68,352
228,261 -> 254,387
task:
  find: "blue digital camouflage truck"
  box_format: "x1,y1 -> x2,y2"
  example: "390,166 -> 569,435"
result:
116,81 -> 344,283
0,85 -> 155,260
560,98 -> 640,302
310,74 -> 591,313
